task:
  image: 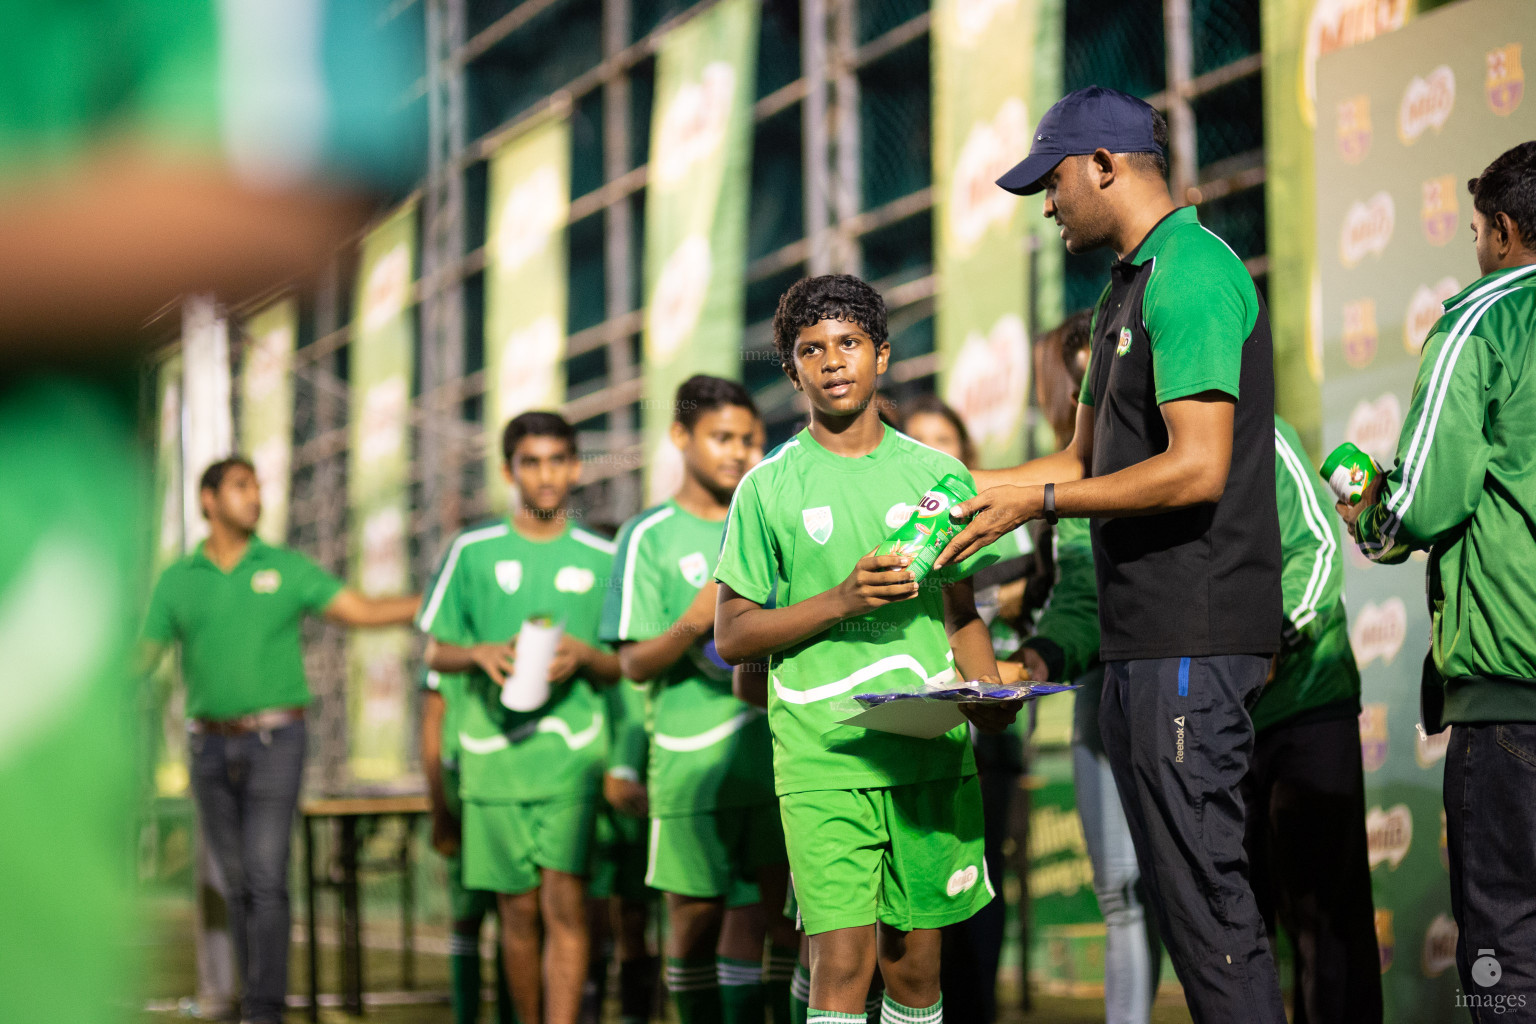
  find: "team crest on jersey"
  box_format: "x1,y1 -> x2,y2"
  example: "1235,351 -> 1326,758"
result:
1486,43 -> 1524,116
1420,175 -> 1458,247
1115,326 -> 1133,356
1335,94 -> 1372,164
555,566 -> 596,593
679,551 -> 710,588
495,560 -> 523,594
802,506 -> 834,545
251,569 -> 282,594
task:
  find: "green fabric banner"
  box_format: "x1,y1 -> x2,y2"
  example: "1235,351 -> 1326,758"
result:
153,351 -> 188,797
932,0 -> 1034,469
1263,0 -> 1414,456
347,202 -> 417,784
1315,1 -> 1534,1016
240,298 -> 297,545
641,0 -> 758,501
484,116 -> 570,505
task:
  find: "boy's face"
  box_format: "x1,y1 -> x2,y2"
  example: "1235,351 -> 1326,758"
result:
201,464 -> 262,532
671,404 -> 758,499
786,318 -> 889,419
903,411 -> 966,464
502,435 -> 580,514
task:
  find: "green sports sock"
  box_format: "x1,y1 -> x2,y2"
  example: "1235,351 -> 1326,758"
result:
764,946 -> 798,1024
879,993 -> 942,1024
717,956 -> 765,1024
447,931 -> 482,1024
790,963 -> 811,1024
666,957 -> 722,1024
807,1011 -> 866,1024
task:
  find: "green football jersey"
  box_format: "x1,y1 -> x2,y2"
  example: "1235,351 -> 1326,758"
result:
714,426 -> 1000,796
418,519 -> 616,803
601,500 -> 774,815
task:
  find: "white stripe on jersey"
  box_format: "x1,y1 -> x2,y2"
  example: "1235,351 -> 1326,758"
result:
418,522 -> 510,631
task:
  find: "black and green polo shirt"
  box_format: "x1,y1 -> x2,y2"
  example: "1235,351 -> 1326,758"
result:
143,536 -> 344,719
1080,205 -> 1281,660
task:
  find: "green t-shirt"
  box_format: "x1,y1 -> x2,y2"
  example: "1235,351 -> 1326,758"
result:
714,426 -> 999,796
143,538 -> 343,719
605,678 -> 650,783
601,499 -> 774,815
0,376 -> 144,1024
417,519 -> 616,804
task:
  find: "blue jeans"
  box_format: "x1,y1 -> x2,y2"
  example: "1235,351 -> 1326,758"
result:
1073,666 -> 1161,1024
190,720 -> 306,1024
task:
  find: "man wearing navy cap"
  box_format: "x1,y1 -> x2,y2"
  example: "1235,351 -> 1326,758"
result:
936,87 -> 1286,1024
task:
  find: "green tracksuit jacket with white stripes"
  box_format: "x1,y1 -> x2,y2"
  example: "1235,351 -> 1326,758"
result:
1356,262 -> 1536,727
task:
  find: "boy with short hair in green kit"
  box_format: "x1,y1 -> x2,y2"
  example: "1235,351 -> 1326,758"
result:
418,411 -> 622,1024
602,375 -> 799,1024
713,275 -> 1019,1024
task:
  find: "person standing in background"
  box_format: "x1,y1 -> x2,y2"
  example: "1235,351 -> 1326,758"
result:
1339,142 -> 1536,1009
142,457 -> 421,1024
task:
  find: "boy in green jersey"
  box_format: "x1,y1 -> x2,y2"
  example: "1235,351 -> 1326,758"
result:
603,374 -> 798,1024
419,412 -> 622,1024
714,275 -> 1019,1024
420,668 -> 516,1024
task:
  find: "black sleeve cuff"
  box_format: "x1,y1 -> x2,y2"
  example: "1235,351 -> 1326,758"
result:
1020,637 -> 1066,683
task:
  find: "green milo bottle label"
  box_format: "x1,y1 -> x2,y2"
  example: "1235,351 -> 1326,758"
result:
874,473 -> 977,582
1320,442 -> 1380,505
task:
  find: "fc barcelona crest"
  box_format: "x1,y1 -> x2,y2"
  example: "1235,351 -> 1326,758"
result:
802,506 -> 834,545
1335,95 -> 1372,164
1358,703 -> 1389,772
1342,299 -> 1378,369
1420,175 -> 1458,247
1487,43 -> 1524,116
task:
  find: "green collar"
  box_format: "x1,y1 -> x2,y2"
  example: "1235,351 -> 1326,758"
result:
1123,205 -> 1199,266
797,422 -> 899,472
193,534 -> 266,573
1444,262 -> 1536,310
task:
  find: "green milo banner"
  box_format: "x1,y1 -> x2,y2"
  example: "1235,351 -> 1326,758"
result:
1264,0 -> 1416,457
640,0 -> 757,502
347,203 -> 418,784
1315,1 -> 1534,1017
152,351 -> 189,798
485,116 -> 570,505
240,298 -> 297,545
932,0 -> 1041,468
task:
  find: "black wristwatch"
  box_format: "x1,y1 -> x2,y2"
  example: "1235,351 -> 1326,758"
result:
1043,483 -> 1058,525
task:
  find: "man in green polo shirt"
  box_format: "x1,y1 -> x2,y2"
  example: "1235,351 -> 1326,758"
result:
142,456 -> 420,1024
418,411 -> 622,1024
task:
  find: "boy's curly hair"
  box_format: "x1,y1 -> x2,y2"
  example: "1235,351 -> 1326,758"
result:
772,274 -> 889,371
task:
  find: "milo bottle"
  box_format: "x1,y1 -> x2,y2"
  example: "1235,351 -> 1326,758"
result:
875,473 -> 977,582
1320,442 -> 1380,505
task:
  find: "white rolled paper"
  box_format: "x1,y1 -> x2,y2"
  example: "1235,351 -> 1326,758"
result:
502,616 -> 564,712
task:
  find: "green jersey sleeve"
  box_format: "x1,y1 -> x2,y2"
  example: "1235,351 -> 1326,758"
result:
417,540 -> 473,646
1273,418 -> 1343,645
1143,233 -> 1258,405
142,568 -> 177,643
1357,330 -> 1507,563
291,553 -> 345,614
1024,516 -> 1099,681
601,511 -> 671,642
715,473 -> 777,604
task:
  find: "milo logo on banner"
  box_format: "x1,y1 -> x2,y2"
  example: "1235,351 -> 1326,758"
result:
1398,65 -> 1456,143
1340,192 -> 1394,267
1367,803 -> 1414,870
1300,0 -> 1410,125
1404,277 -> 1460,352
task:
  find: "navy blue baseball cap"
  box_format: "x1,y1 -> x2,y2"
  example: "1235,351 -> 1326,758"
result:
996,86 -> 1164,196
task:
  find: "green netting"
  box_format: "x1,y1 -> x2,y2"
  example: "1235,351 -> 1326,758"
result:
1063,0 -> 1165,98
861,214 -> 931,286
757,1 -> 801,98
858,0 -> 927,45
567,211 -> 607,334
570,90 -> 605,198
1191,0 -> 1260,77
464,0 -> 602,140
1192,74 -> 1263,169
1196,186 -> 1266,263
747,108 -> 804,261
859,38 -> 930,210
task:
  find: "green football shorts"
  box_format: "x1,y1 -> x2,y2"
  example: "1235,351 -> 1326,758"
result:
645,800 -> 787,899
462,795 -> 598,896
445,851 -> 499,923
779,775 -> 991,935
589,805 -> 652,902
